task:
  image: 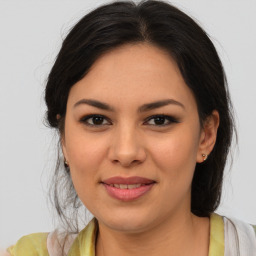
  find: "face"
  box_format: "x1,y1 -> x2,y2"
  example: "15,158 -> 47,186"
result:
62,43 -> 212,233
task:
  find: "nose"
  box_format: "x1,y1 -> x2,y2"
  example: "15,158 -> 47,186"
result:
107,125 -> 146,168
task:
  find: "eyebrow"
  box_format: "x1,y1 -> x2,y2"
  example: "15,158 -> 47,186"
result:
74,99 -> 115,111
138,99 -> 185,112
73,98 -> 185,112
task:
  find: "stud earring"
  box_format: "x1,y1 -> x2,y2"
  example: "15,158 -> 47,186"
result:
64,159 -> 69,168
202,154 -> 208,161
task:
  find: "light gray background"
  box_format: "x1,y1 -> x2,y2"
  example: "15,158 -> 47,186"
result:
0,0 -> 255,248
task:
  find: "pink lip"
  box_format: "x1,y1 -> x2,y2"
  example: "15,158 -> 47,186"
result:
102,176 -> 156,201
102,176 -> 155,185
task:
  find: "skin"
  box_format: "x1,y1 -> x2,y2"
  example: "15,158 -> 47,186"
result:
62,43 -> 219,256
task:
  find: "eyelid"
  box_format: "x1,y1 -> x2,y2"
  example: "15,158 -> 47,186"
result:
79,114 -> 112,127
79,114 -> 179,128
143,114 -> 179,126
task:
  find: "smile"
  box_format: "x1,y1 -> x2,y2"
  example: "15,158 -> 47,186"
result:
109,184 -> 145,189
102,176 -> 156,201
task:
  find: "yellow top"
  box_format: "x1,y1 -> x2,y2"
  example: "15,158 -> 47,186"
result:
208,213 -> 224,256
7,213 -> 224,256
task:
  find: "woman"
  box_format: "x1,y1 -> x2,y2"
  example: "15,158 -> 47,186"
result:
6,0 -> 256,255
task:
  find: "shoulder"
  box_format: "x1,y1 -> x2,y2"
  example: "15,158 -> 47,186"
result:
7,233 -> 49,256
209,213 -> 256,255
67,218 -> 98,255
212,213 -> 256,236
223,215 -> 256,236
222,215 -> 256,254
5,219 -> 97,256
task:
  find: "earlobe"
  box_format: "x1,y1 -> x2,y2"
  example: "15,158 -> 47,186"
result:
61,136 -> 69,165
202,153 -> 208,161
197,110 -> 220,163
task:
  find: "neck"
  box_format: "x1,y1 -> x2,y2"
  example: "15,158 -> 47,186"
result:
96,212 -> 210,256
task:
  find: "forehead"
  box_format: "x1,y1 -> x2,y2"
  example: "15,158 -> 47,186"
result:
68,43 -> 196,111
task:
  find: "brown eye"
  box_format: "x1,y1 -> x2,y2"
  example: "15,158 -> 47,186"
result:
151,116 -> 167,125
90,116 -> 105,125
145,115 -> 179,126
80,114 -> 111,126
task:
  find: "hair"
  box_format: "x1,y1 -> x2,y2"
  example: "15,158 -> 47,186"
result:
45,0 -> 235,231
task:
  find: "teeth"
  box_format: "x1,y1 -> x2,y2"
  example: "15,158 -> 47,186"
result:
128,184 -> 141,189
111,184 -> 142,189
120,184 -> 128,189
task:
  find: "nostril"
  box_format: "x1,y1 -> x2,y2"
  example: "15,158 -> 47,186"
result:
111,158 -> 142,168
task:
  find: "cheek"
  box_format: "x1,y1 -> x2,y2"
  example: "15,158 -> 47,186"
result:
149,128 -> 200,208
64,122 -> 107,170
65,134 -> 108,208
151,125 -> 200,180
64,126 -> 110,193
68,140 -> 104,171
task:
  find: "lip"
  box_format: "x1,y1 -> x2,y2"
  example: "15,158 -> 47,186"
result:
101,176 -> 156,201
102,176 -> 155,185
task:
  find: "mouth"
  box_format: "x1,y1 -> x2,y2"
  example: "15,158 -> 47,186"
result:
107,183 -> 147,189
101,176 -> 156,201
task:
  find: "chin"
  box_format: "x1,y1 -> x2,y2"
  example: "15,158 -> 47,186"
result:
96,209 -> 159,234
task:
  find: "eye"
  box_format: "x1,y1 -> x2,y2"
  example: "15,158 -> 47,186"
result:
80,114 -> 111,127
144,115 -> 179,126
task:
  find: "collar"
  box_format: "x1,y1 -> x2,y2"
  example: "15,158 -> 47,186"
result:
68,213 -> 224,256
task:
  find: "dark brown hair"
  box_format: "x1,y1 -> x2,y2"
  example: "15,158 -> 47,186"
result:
45,0 -> 235,231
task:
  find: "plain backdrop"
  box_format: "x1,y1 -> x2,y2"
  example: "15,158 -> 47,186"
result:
0,0 -> 256,248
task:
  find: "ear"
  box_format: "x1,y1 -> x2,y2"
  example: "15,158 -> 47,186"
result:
56,114 -> 68,162
197,110 -> 220,163
61,135 -> 69,164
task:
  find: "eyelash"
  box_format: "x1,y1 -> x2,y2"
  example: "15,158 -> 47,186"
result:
80,114 -> 179,127
144,114 -> 179,126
